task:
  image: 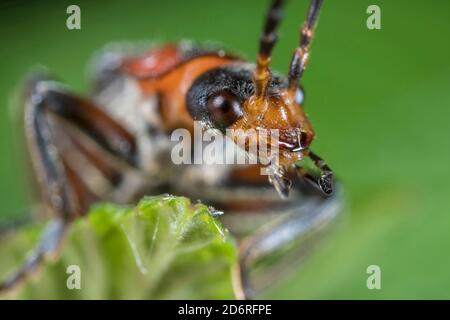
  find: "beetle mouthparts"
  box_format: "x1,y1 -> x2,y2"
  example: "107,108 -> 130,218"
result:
266,158 -> 292,199
268,172 -> 292,199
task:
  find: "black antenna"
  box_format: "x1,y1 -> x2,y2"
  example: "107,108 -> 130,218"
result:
253,0 -> 286,100
287,0 -> 324,95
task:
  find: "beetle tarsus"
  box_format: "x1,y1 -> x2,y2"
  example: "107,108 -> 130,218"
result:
318,171 -> 333,195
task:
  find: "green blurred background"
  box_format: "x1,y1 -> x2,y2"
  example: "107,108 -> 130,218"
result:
1,0 -> 450,299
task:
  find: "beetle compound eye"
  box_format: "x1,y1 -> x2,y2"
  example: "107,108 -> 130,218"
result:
295,87 -> 305,106
206,91 -> 243,128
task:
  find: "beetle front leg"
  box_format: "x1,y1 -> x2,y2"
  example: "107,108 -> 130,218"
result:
295,151 -> 334,196
233,186 -> 342,299
0,74 -> 139,294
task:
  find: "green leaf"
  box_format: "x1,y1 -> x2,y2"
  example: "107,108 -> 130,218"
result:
0,195 -> 237,299
295,156 -> 322,179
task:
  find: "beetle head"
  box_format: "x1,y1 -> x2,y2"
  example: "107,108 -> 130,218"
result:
186,64 -> 313,168
186,0 -> 332,196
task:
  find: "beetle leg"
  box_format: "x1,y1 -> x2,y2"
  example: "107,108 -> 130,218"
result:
0,73 -> 139,294
0,219 -> 67,294
302,151 -> 334,195
233,186 -> 342,299
23,73 -> 139,216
